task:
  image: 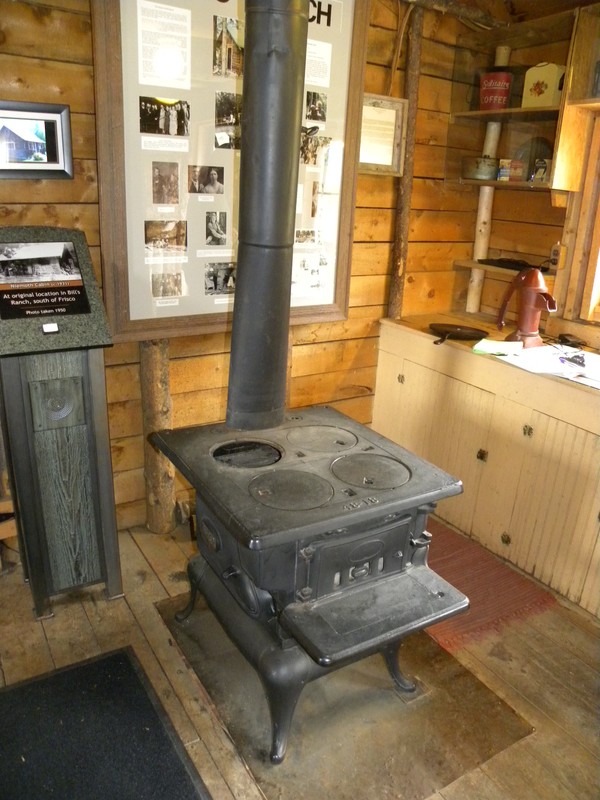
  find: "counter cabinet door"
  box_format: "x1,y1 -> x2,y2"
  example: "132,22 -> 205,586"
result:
373,354 -> 495,534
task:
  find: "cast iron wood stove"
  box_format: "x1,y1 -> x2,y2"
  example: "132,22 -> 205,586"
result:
150,0 -> 469,763
150,406 -> 469,762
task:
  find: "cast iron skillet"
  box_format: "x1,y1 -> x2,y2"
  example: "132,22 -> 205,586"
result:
429,323 -> 488,345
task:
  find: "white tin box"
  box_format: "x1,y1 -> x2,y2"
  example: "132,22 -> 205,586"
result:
522,63 -> 566,108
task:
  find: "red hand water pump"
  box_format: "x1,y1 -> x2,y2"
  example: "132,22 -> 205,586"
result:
496,267 -> 556,348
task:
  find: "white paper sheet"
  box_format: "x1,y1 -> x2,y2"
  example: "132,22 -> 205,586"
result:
495,345 -> 600,390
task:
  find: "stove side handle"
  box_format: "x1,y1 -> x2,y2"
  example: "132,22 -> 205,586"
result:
408,503 -> 436,568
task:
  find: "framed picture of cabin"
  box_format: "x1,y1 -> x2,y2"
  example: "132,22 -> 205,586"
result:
0,101 -> 73,180
91,0 -> 369,342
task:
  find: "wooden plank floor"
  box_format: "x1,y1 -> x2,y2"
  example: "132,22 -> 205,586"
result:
0,525 -> 598,800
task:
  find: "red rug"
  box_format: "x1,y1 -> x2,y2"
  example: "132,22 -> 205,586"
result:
426,518 -> 556,651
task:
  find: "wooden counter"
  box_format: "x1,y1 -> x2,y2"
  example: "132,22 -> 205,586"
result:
372,317 -> 600,618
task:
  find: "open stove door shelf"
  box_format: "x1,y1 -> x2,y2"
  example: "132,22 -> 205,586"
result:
150,405 -> 469,763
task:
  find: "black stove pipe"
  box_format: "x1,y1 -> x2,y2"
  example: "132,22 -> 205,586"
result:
225,0 -> 309,431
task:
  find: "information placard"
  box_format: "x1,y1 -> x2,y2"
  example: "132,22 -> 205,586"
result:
0,241 -> 90,321
0,227 -> 112,357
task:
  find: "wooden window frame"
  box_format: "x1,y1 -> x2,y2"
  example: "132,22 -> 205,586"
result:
546,111 -> 600,350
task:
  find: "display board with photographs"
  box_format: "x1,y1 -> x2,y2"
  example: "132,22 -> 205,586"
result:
93,0 -> 367,339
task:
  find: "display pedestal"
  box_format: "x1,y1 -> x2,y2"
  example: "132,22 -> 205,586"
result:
0,227 -> 121,617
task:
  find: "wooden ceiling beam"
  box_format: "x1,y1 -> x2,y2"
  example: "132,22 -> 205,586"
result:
402,0 -> 509,28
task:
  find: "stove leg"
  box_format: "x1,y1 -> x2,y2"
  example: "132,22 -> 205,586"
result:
382,642 -> 416,692
262,680 -> 303,764
175,553 -> 325,763
174,557 -> 204,622
258,651 -> 315,764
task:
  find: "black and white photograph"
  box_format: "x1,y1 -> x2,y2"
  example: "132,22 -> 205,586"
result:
139,96 -> 190,137
188,165 -> 224,194
204,261 -> 236,295
311,180 -> 320,218
151,269 -> 183,298
152,161 -> 179,205
306,91 -> 327,122
0,241 -> 80,283
213,16 -> 244,78
144,220 -> 188,257
205,211 -> 227,246
214,92 -> 242,149
300,133 -> 332,166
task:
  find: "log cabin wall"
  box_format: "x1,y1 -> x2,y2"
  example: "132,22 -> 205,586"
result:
0,0 -> 578,527
368,1 -> 474,317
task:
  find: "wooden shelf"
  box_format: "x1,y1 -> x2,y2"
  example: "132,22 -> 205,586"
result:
453,259 -> 556,289
452,106 -> 560,123
459,178 -> 550,191
461,9 -> 575,53
572,97 -> 600,111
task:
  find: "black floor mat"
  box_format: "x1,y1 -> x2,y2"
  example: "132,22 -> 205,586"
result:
0,647 -> 211,800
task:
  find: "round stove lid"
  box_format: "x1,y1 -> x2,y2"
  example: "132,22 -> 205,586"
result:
331,454 -> 411,490
249,469 -> 334,510
286,425 -> 358,452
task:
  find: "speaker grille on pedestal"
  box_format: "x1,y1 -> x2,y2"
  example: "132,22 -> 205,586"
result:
29,377 -> 86,431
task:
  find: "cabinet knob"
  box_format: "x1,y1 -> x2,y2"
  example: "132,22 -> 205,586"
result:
397,374 -> 405,384
476,448 -> 488,462
522,424 -> 534,437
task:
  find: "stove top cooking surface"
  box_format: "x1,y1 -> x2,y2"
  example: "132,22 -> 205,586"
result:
150,405 -> 462,547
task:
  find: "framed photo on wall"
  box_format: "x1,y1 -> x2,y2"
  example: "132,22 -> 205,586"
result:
0,101 -> 73,180
91,0 -> 369,341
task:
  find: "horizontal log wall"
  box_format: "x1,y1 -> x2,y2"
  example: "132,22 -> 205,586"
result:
0,0 -> 570,528
368,0 -> 475,316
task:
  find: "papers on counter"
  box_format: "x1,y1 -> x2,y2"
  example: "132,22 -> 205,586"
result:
472,339 -> 524,356
478,343 -> 600,390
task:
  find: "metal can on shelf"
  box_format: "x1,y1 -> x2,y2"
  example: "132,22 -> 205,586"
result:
479,71 -> 513,110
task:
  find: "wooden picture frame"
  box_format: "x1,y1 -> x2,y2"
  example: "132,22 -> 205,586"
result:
91,0 -> 369,342
359,94 -> 408,176
0,101 -> 73,180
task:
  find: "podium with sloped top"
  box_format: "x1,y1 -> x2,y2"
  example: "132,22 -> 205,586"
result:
0,226 -> 121,617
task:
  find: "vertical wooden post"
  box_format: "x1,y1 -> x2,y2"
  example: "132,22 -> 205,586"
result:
466,45 -> 511,312
140,339 -> 176,534
0,422 -> 7,498
388,5 -> 424,320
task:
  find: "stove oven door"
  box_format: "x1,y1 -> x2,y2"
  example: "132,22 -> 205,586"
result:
280,565 -> 468,667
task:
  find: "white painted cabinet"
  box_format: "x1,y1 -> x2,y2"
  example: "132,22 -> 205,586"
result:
373,320 -> 600,617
